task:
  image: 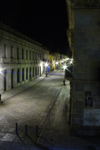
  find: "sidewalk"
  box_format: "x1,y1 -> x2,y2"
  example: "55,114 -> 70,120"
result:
36,80 -> 100,150
0,75 -> 47,150
1,75 -> 45,103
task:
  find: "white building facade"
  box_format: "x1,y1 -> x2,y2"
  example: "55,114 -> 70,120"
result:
0,23 -> 49,94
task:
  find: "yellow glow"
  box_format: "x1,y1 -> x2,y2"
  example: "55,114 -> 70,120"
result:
66,58 -> 69,60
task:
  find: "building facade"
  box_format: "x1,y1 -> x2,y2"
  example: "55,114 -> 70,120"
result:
0,23 -> 49,94
48,54 -> 56,72
66,0 -> 100,135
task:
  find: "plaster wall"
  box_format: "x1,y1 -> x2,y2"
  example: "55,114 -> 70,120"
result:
0,27 -> 47,94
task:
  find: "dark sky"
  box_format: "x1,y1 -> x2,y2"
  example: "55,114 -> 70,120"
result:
0,0 -> 71,55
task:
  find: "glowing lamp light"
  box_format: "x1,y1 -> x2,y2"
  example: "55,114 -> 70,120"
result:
0,68 -> 2,73
56,62 -> 58,65
63,65 -> 66,70
45,62 -> 48,67
70,60 -> 73,64
66,58 -> 69,60
40,63 -> 42,66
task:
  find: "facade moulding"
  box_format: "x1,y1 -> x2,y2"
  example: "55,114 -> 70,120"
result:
0,22 -> 42,47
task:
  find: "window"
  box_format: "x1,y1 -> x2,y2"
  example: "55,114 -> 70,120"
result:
17,48 -> 19,59
35,67 -> 37,76
17,69 -> 20,83
11,46 -> 13,58
4,44 -> 6,58
26,68 -> 28,79
22,49 -> 24,59
22,68 -> 24,81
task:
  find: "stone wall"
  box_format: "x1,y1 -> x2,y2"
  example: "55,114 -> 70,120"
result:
72,9 -> 100,135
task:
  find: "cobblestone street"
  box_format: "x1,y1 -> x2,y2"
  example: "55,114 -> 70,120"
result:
0,71 -> 100,150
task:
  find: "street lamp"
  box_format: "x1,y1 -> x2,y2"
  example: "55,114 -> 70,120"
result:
45,62 -> 48,77
66,58 -> 69,61
56,61 -> 58,65
40,63 -> 42,76
70,59 -> 73,64
63,65 -> 67,85
56,61 -> 58,70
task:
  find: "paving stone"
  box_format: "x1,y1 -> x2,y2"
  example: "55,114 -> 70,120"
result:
1,133 -> 16,141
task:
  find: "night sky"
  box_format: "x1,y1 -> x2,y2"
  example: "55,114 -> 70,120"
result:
0,0 -> 71,56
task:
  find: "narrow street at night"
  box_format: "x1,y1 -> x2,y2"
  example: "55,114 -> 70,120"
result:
0,70 -> 70,149
0,70 -> 100,150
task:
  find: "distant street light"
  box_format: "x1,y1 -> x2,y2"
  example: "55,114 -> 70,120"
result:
63,65 -> 66,70
56,61 -> 58,69
66,58 -> 69,60
70,59 -> 73,64
45,62 -> 48,67
56,62 -> 58,65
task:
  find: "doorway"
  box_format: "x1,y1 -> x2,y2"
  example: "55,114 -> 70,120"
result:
29,67 -> 31,80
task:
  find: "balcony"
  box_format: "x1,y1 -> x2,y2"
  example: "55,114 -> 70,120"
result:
3,58 -> 11,63
17,59 -> 21,64
3,58 -> 17,64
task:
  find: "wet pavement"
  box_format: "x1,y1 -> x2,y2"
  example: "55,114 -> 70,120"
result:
0,70 -> 100,150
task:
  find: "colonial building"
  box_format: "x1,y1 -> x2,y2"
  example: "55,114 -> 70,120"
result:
48,54 -> 56,72
51,52 -> 61,69
0,23 -> 49,94
42,47 -> 49,73
66,0 -> 100,135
